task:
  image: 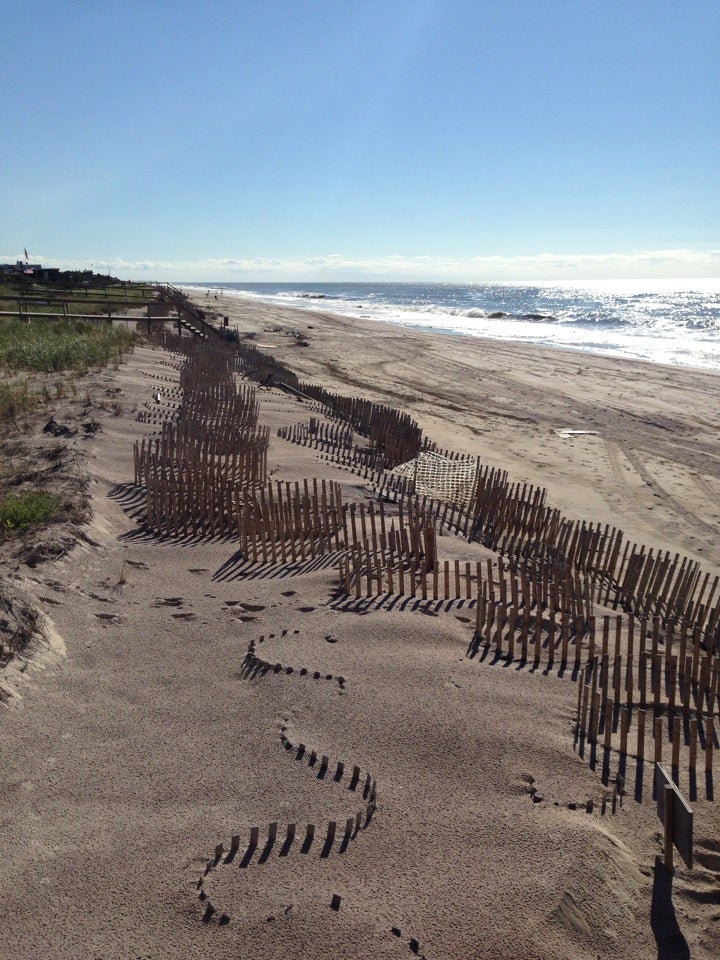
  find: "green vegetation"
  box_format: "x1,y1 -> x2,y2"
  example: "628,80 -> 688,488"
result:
0,318 -> 134,373
0,379 -> 38,423
0,270 -> 149,424
0,491 -> 61,536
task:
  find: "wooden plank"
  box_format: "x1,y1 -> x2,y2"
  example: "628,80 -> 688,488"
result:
655,763 -> 693,869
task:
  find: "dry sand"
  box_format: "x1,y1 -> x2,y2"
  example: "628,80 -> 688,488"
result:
1,295 -> 719,959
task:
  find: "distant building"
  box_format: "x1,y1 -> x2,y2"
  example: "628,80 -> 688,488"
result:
0,262 -> 62,281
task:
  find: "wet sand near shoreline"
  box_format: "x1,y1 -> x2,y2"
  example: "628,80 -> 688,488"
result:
1,299 -> 719,960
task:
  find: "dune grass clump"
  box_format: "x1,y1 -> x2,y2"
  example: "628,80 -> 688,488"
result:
0,319 -> 134,373
0,379 -> 38,424
0,491 -> 61,536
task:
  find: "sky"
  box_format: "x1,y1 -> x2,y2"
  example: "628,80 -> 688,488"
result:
1,0 -> 718,282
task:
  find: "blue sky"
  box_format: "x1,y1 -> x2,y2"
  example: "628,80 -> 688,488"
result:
1,0 -> 718,281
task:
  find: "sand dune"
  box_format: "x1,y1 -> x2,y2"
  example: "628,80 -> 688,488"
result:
1,298 -> 719,959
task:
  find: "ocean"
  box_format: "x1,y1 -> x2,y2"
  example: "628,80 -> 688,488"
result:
182,279 -> 720,370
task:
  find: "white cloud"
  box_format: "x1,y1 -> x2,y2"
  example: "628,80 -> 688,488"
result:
2,248 -> 719,281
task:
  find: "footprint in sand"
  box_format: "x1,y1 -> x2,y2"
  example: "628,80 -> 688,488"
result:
281,590 -> 296,597
172,613 -> 197,621
298,606 -> 315,613
154,597 -> 184,607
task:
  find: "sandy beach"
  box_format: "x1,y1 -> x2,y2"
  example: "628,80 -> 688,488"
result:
1,294 -> 719,960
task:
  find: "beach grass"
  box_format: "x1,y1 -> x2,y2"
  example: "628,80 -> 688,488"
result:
0,318 -> 134,374
0,379 -> 38,424
0,491 -> 61,536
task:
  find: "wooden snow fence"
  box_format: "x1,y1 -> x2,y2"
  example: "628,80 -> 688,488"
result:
135,429 -> 268,487
461,465 -> 720,648
134,342 -> 269,537
237,479 -> 346,564
277,419 -> 360,470
240,331 -> 720,645
282,393 -> 423,470
569,616 -> 720,798
234,339 -> 424,468
141,459 -> 255,537
145,419 -> 269,459
136,421 -> 269,536
470,599 -> 719,796
235,341 -> 301,390
177,389 -> 260,435
339,523 -> 594,628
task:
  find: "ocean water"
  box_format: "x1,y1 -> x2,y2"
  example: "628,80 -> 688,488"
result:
182,279 -> 720,370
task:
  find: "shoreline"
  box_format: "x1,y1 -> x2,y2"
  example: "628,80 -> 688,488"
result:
190,288 -> 720,575
181,280 -> 720,372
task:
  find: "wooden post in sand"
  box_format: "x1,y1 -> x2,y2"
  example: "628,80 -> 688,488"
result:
580,669 -> 591,737
652,654 -> 661,713
494,603 -> 505,657
613,654 -> 622,706
664,783 -> 675,872
667,656 -> 678,716
475,587 -> 485,636
520,612 -> 529,663
507,607 -> 516,662
619,706 -> 629,758
637,709 -> 646,761
601,614 -> 610,663
672,715 -> 682,780
604,698 -> 614,752
689,718 -> 698,779
682,655 -> 693,715
354,555 -> 362,600
485,601 -> 495,651
711,659 -> 720,714
639,650 -> 648,708
691,627 -> 701,685
656,763 -> 693,871
560,614 -> 569,666
534,608 -> 542,667
576,678 -> 584,732
601,651 -> 610,704
705,718 -> 714,776
678,620 -> 688,676
589,690 -> 601,743
547,613 -> 555,671
654,717 -> 663,765
699,654 -> 711,714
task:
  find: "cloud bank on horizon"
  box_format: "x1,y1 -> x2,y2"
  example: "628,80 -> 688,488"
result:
3,249 -> 719,283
